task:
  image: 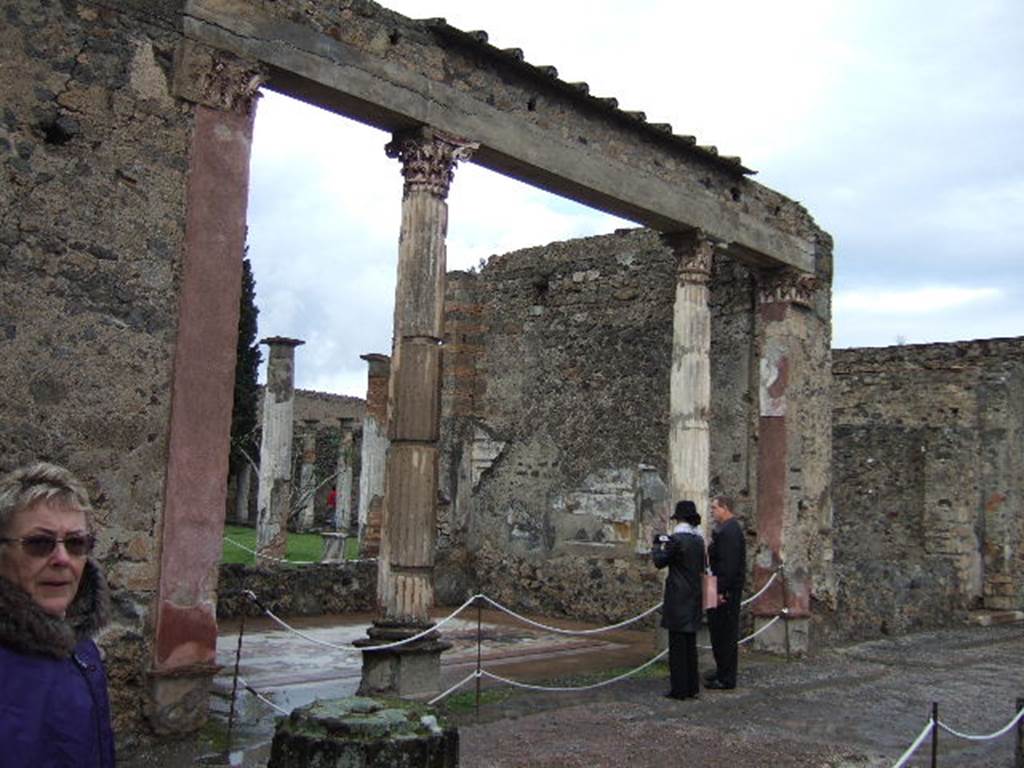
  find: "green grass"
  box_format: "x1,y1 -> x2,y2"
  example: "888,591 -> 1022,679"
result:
221,524 -> 359,564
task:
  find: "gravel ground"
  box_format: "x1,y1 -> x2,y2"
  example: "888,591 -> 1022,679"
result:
121,623 -> 1024,767
453,624 -> 1024,768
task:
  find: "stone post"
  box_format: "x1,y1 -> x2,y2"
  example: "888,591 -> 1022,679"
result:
298,419 -> 319,531
751,269 -> 822,655
256,337 -> 304,559
357,127 -> 477,699
336,417 -> 356,532
664,231 -> 713,529
358,353 -> 391,556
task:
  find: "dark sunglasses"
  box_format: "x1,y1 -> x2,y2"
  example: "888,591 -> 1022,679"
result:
0,533 -> 96,558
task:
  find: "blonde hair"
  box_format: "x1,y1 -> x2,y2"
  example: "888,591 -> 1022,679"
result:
0,462 -> 94,535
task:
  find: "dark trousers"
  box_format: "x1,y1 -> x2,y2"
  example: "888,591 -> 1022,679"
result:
668,631 -> 699,697
707,595 -> 741,687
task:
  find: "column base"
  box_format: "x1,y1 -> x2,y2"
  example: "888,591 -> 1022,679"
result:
147,663 -> 220,735
751,615 -> 809,657
356,623 -> 452,699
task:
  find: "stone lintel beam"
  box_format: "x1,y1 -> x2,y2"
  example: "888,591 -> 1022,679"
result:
181,1 -> 815,273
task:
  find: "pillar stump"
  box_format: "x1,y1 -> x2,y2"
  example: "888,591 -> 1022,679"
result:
268,697 -> 458,768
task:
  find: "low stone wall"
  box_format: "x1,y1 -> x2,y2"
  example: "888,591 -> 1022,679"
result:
217,560 -> 378,619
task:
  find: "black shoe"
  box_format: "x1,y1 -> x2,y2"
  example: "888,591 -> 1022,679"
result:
702,669 -> 719,684
663,691 -> 686,700
704,679 -> 735,690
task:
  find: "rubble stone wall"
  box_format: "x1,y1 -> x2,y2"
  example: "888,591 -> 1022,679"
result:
0,1 -> 199,743
437,229 -> 782,623
826,338 -> 1024,641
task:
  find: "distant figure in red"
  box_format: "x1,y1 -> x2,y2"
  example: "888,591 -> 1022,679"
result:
327,487 -> 338,529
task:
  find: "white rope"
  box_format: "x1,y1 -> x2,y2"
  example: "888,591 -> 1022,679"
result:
237,676 -> 289,716
740,570 -> 778,607
225,536 -> 319,565
243,590 -> 480,652
937,707 -> 1024,741
738,614 -> 782,646
480,595 -> 663,636
891,718 -> 935,768
479,648 -> 669,693
697,613 -> 783,650
428,670 -> 481,706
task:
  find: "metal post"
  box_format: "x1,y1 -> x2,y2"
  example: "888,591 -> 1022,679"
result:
227,609 -> 247,750
1015,697 -> 1023,768
931,701 -> 938,768
476,597 -> 483,719
780,565 -> 791,662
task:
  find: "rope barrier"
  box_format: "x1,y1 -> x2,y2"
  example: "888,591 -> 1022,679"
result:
237,676 -> 289,716
428,670 -> 480,706
936,706 -> 1024,741
697,613 -> 782,651
477,648 -> 670,694
243,590 -> 480,652
891,718 -> 935,768
740,570 -> 779,607
479,595 -> 663,635
225,536 -> 319,565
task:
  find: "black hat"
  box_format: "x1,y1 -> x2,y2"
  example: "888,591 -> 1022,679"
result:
670,500 -> 699,524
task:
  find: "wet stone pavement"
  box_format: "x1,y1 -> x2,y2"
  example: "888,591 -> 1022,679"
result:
121,615 -> 1024,767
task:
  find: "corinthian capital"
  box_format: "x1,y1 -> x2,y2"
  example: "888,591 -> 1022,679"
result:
663,230 -> 714,284
757,269 -> 819,308
386,128 -> 478,199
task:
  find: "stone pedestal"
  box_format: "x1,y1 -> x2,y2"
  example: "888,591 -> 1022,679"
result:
356,626 -> 453,699
269,697 -> 459,768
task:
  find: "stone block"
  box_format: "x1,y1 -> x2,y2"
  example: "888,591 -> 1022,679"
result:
269,697 -> 458,768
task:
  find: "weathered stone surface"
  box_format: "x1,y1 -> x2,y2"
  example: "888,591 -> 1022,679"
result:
269,697 -> 458,768
437,228 -> 832,624
217,560 -> 377,619
825,338 -> 1024,641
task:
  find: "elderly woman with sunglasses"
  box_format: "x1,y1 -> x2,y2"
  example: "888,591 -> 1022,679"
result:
0,462 -> 115,768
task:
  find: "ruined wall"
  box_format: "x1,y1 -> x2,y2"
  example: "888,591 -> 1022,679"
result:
217,560 -> 377,619
827,338 -> 1024,641
437,229 -> 776,622
0,0 -> 199,744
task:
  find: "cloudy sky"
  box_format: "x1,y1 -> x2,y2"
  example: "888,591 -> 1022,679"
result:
245,0 -> 1023,397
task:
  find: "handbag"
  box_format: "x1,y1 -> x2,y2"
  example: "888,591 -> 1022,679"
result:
702,544 -> 718,611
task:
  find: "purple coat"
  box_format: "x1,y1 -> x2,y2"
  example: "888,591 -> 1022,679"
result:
0,561 -> 115,768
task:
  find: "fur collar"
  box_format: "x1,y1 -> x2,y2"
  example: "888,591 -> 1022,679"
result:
0,559 -> 111,658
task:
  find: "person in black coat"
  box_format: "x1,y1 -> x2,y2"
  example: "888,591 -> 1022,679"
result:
652,499 -> 704,700
705,494 -> 746,690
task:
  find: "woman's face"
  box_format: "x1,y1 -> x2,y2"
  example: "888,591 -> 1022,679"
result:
0,499 -> 89,616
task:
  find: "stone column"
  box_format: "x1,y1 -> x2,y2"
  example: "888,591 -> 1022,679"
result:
151,44 -> 264,735
357,127 -> 477,699
336,417 -> 356,532
752,269 -> 822,654
234,461 -> 253,523
298,419 -> 319,531
665,231 -> 714,529
256,336 -> 304,559
358,353 -> 391,556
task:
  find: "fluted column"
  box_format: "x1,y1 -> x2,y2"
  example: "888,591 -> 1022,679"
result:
298,419 -> 319,531
359,127 -> 476,699
665,231 -> 713,529
256,336 -> 304,559
335,417 -> 356,531
377,128 -> 477,626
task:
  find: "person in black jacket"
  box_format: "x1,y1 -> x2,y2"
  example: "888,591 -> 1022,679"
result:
705,494 -> 746,690
652,500 -> 704,700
